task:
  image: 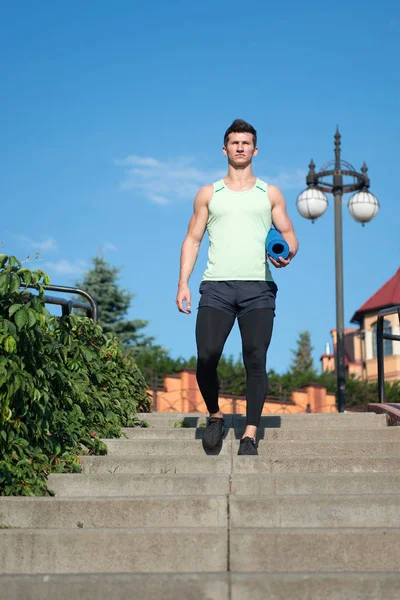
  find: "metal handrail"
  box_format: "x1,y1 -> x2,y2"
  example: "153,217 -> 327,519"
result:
377,305 -> 400,403
23,284 -> 98,322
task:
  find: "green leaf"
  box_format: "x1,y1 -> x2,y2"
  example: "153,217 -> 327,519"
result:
3,319 -> 17,337
9,273 -> 20,294
13,375 -> 21,393
9,304 -> 23,317
27,310 -> 37,328
17,269 -> 32,286
4,336 -> 17,353
82,348 -> 93,363
37,313 -> 46,327
15,308 -> 29,330
0,254 -> 8,269
9,256 -> 21,268
0,273 -> 8,294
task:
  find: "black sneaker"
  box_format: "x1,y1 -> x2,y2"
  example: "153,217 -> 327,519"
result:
202,417 -> 225,449
238,436 -> 258,455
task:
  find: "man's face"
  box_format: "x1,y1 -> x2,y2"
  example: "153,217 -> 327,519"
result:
223,132 -> 258,167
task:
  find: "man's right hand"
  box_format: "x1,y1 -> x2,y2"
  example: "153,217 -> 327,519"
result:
176,284 -> 191,314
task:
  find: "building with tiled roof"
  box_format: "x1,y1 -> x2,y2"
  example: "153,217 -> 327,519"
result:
321,268 -> 400,382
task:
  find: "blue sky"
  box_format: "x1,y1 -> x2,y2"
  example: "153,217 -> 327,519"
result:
1,1 -> 400,374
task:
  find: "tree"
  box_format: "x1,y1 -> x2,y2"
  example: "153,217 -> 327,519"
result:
176,354 -> 247,396
76,256 -> 152,347
290,330 -> 315,374
217,355 -> 246,396
132,344 -> 187,388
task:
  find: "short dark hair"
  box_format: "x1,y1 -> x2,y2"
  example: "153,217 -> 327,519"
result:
224,119 -> 257,147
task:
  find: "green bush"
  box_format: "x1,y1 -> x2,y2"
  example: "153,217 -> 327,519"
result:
0,255 -> 150,496
345,374 -> 400,408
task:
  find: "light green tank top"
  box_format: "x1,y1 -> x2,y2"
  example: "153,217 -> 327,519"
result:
202,178 -> 274,281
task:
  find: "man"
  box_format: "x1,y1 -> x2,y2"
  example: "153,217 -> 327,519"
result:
176,119 -> 298,455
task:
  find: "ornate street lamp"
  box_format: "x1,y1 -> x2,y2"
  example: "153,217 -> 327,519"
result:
297,128 -> 379,412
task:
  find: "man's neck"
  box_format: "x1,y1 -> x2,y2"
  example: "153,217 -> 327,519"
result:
224,164 -> 256,189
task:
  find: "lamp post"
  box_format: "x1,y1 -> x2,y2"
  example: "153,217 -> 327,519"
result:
297,128 -> 379,413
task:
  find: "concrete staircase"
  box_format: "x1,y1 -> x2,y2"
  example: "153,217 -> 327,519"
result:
1,411 -> 400,599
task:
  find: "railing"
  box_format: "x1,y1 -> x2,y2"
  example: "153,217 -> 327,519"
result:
377,305 -> 400,403
367,402 -> 400,426
148,385 -> 337,415
23,284 -> 98,322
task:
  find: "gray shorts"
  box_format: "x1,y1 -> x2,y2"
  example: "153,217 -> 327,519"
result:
198,280 -> 278,318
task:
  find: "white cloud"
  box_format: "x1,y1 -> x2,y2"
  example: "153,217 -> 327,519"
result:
115,155 -> 161,168
43,259 -> 87,275
114,154 -> 307,205
104,242 -> 118,252
114,155 -> 225,205
18,235 -> 58,252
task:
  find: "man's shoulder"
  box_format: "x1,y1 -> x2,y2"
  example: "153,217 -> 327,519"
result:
205,177 -> 225,190
266,184 -> 285,207
196,182 -> 219,199
201,183 -> 216,192
255,179 -> 283,207
193,183 -> 215,207
255,177 -> 268,192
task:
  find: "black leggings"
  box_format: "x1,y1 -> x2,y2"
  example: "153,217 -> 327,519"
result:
195,307 -> 274,427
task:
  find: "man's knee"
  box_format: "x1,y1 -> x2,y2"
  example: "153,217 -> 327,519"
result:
243,345 -> 267,370
197,347 -> 221,369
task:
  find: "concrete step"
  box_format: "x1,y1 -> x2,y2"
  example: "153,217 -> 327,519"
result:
11,492 -> 393,531
232,456 -> 400,473
103,438 -> 400,457
2,573 -> 400,600
231,472 -> 400,495
0,573 -> 230,600
230,528 -> 400,572
80,454 -> 400,475
48,473 -> 231,497
136,413 -> 209,428
102,439 -> 232,455
2,572 -> 400,600
136,412 -> 387,429
80,455 -> 232,474
230,494 -> 400,527
234,440 -> 400,457
0,496 -> 227,529
122,427 -> 211,439
251,427 -> 399,441
232,413 -> 387,429
0,528 -> 228,574
122,426 -> 400,441
47,471 -> 400,497
230,573 -> 400,600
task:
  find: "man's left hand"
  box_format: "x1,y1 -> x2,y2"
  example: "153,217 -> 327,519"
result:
267,253 -> 292,268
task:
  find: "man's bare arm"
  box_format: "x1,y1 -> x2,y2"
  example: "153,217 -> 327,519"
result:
268,185 -> 298,268
176,185 -> 212,313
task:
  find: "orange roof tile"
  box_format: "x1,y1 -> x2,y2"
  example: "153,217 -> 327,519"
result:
351,268 -> 400,323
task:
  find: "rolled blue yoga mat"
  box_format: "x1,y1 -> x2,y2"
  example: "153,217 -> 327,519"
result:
266,228 -> 290,261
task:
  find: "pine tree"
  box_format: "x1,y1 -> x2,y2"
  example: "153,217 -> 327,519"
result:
76,256 -> 152,347
290,331 -> 315,374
